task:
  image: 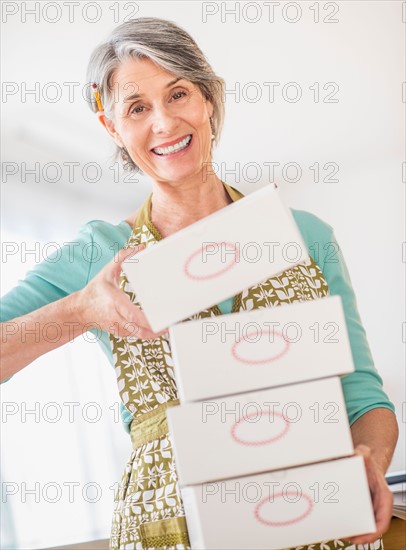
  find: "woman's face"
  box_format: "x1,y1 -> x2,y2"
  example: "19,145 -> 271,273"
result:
105,57 -> 214,184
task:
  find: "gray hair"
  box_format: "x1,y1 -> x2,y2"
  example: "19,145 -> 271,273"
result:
86,17 -> 225,174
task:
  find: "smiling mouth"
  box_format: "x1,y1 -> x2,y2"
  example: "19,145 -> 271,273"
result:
151,135 -> 192,156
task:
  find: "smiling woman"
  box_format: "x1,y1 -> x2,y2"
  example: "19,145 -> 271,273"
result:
86,18 -> 225,181
96,57 -> 215,186
0,15 -> 399,550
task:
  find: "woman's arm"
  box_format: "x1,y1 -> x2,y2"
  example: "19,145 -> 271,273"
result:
348,408 -> 398,546
1,291 -> 85,381
1,223 -> 96,381
1,222 -> 163,382
293,210 -> 399,544
312,214 -> 397,545
1,245 -> 164,382
292,209 -> 397,422
351,408 -> 399,474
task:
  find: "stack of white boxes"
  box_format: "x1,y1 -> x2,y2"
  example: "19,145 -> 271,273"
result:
123,185 -> 376,550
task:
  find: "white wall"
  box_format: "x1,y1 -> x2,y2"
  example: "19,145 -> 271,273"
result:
1,1 -> 404,547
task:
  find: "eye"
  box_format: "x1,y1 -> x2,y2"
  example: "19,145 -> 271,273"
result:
130,103 -> 145,115
128,89 -> 189,115
172,90 -> 188,100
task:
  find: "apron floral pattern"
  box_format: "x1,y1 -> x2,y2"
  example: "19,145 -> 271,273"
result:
108,184 -> 383,550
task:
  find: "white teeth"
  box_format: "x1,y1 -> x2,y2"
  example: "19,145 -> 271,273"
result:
153,135 -> 192,156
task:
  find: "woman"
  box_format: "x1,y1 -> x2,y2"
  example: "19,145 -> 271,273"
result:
1,17 -> 399,550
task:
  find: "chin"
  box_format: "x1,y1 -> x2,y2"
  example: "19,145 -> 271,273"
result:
156,165 -> 200,183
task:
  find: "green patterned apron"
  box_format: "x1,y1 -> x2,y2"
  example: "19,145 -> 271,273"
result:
108,183 -> 383,550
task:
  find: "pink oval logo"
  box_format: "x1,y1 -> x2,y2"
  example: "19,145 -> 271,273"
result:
231,330 -> 290,364
183,241 -> 239,281
254,491 -> 314,526
231,410 -> 290,446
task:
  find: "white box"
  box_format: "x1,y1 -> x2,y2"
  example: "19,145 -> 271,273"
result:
181,456 -> 376,550
123,185 -> 308,332
167,377 -> 354,486
169,295 -> 354,403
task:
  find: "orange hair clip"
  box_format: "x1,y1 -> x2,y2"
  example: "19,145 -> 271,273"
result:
91,83 -> 104,112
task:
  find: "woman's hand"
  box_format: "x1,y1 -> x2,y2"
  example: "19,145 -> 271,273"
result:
346,444 -> 393,546
74,245 -> 166,340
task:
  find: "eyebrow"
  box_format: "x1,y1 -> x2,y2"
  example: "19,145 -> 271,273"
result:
123,77 -> 184,103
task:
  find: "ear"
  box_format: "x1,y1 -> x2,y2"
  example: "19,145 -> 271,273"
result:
96,112 -> 124,148
205,99 -> 214,119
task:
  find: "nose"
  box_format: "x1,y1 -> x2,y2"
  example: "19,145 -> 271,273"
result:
151,104 -> 179,135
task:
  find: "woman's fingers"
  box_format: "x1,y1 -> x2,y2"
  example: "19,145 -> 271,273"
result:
112,286 -> 167,339
114,290 -> 153,329
108,313 -> 166,339
108,245 -> 169,338
81,244 -> 167,339
348,444 -> 393,545
109,245 -> 145,285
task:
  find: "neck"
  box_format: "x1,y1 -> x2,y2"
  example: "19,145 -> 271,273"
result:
149,171 -> 232,237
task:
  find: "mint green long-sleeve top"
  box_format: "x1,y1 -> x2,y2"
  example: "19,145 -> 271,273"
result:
1,209 -> 395,433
